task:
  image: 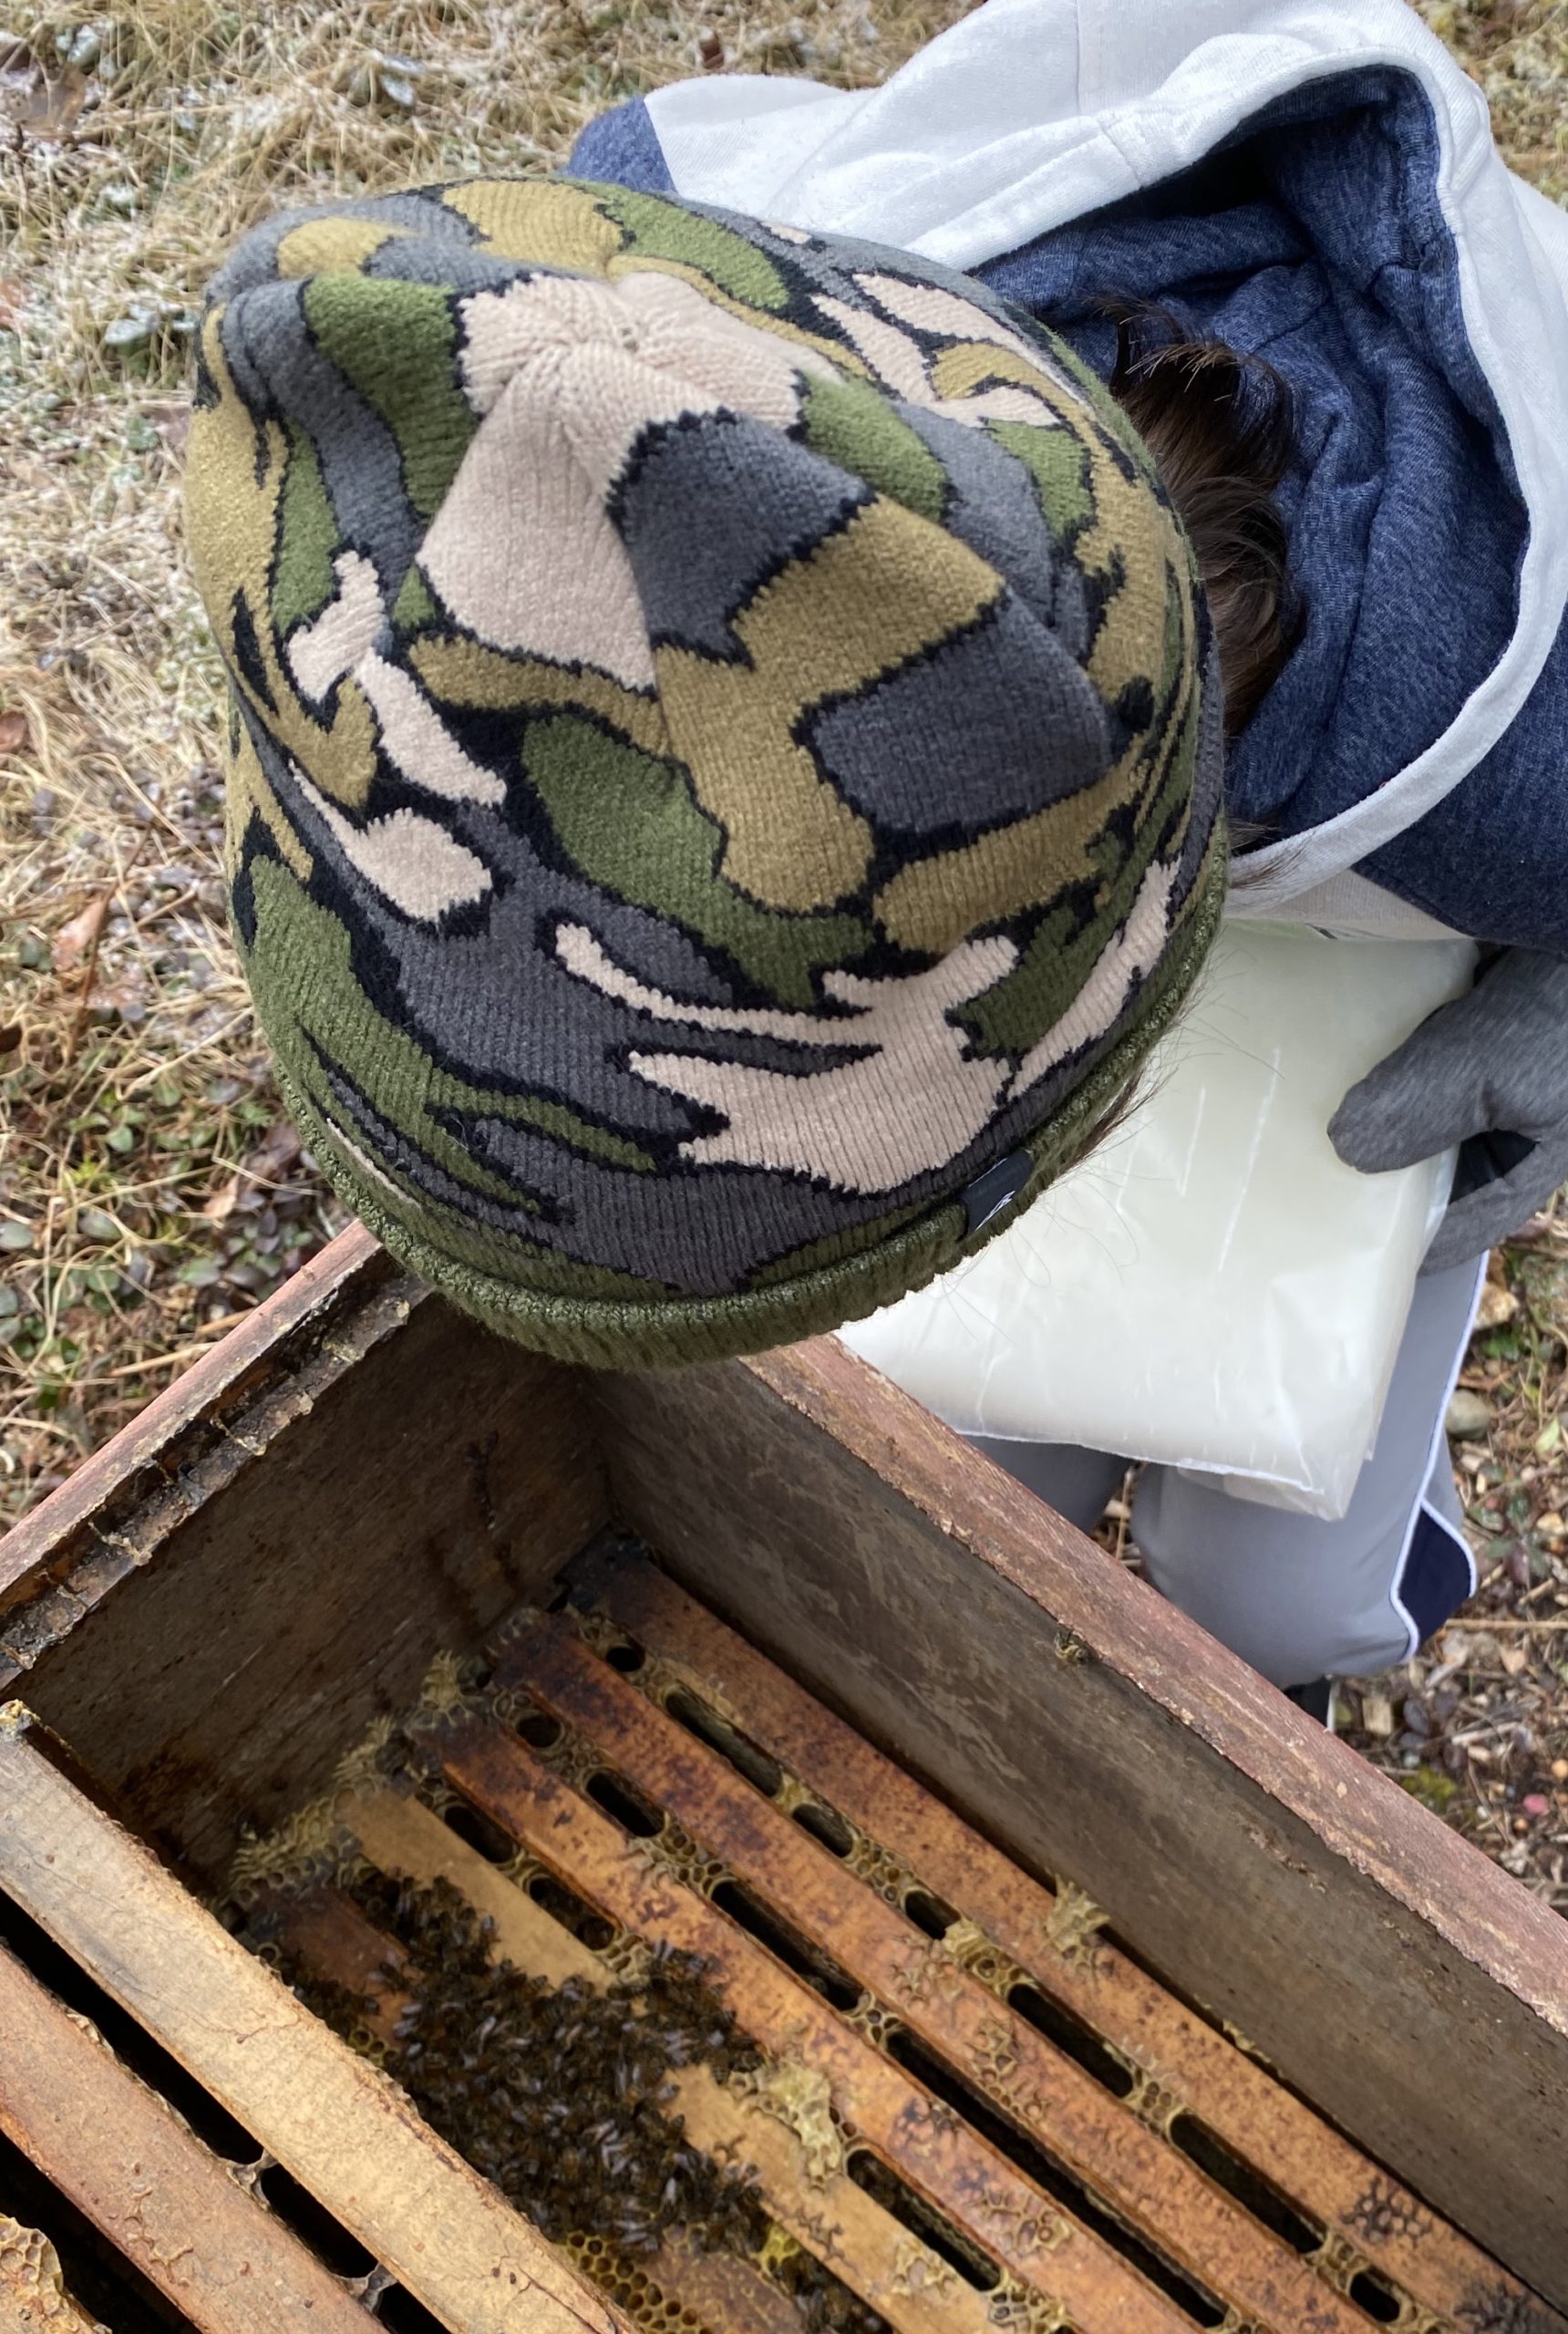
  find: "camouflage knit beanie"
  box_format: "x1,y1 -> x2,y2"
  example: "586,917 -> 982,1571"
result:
186,175 -> 1226,1369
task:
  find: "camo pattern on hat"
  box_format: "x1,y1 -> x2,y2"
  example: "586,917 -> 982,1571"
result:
187,176 -> 1225,1368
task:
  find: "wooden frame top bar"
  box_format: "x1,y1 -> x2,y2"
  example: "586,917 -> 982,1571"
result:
740,1337 -> 1568,2044
3,1224 -> 1566,2306
595,1341 -> 1568,2303
0,1708 -> 629,2334
0,1937 -> 372,2334
0,1226 -> 407,1663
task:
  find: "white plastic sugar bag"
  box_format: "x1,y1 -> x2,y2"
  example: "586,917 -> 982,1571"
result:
840,922 -> 1478,1520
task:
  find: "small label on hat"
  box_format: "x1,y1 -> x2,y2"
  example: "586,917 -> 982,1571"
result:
962,1149 -> 1034,1237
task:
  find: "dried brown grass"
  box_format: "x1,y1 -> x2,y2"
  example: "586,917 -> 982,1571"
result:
0,0 -> 978,1508
1,0 -> 1565,1885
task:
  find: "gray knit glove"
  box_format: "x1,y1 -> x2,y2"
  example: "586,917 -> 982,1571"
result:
1329,949 -> 1568,1274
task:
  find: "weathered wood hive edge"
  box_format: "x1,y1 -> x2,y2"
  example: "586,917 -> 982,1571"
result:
592,1325 -> 1568,2295
736,1335 -> 1568,2042
5,1214 -> 1567,2044
3,1222 -> 1567,2308
0,1224 -> 412,1686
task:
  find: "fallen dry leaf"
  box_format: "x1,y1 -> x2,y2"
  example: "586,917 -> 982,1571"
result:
0,1022 -> 21,1056
1476,1280 -> 1520,1330
202,1172 -> 242,1224
1362,1691 -> 1396,1739
52,895 -> 108,976
85,978 -> 145,1017
0,275 -> 21,333
0,707 -> 28,759
1500,1644 -> 1530,1677
242,1119 -> 304,1184
139,398 -> 191,453
0,42 -> 87,139
42,72 -> 87,139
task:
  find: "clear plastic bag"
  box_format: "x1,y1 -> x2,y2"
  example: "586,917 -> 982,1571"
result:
840,922 -> 1477,1520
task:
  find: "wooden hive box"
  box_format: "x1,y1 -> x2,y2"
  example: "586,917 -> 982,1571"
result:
1,1224 -> 1565,2334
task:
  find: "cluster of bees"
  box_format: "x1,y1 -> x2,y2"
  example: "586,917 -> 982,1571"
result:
280,1867 -> 891,2334
351,1870 -> 765,2258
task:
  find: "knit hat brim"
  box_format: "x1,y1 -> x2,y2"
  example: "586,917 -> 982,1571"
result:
273,840 -> 1225,1369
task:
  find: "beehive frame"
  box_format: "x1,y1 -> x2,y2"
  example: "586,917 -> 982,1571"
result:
1,1224 -> 1566,2317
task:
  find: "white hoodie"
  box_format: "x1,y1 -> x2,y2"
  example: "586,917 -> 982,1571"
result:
579,0 -> 1568,937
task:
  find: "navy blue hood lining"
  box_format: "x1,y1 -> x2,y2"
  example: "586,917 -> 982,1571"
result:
573,77 -> 1567,951
976,72 -> 1525,852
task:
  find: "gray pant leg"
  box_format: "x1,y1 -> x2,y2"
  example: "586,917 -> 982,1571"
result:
965,1439 -> 1127,1535
1131,1259 -> 1484,1686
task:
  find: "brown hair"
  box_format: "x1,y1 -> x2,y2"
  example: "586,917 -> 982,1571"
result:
1106,305 -> 1298,741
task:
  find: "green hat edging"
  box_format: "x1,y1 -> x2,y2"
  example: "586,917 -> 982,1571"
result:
274,844 -> 1227,1372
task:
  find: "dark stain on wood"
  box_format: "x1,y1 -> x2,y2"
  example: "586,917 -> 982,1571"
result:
10,1245 -> 610,1879
6,1227 -> 1568,2312
591,1339 -> 1568,2309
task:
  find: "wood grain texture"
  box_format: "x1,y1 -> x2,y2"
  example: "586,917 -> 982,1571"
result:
0,1225 -> 392,1630
0,1714 -> 629,2334
597,1552 -> 1549,2331
438,1718 -> 1194,2333
0,1945 -> 370,2334
593,1338 -> 1568,2308
502,1609 -> 1369,2334
11,1267 -> 607,1882
298,1794 -> 998,2334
